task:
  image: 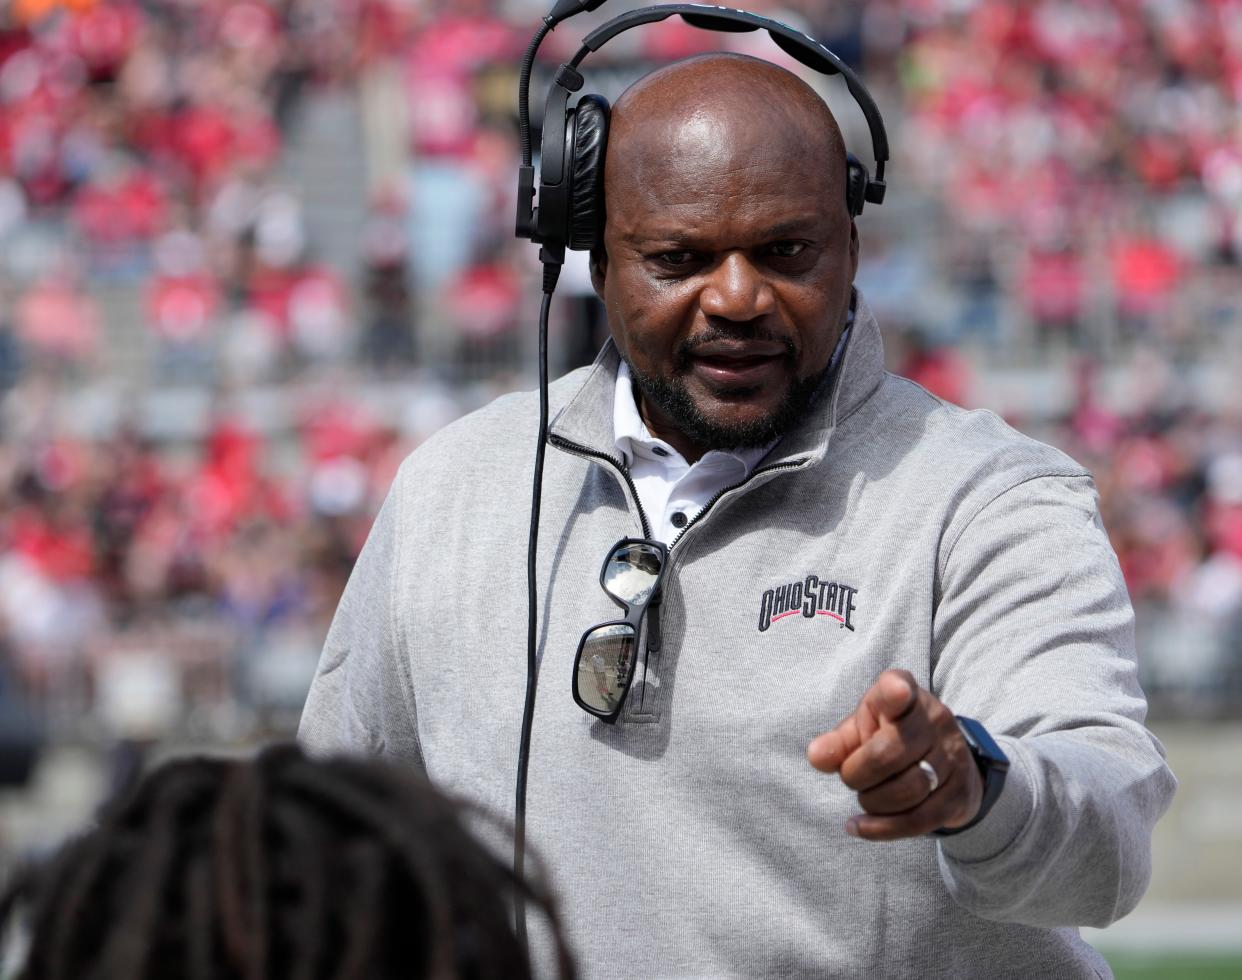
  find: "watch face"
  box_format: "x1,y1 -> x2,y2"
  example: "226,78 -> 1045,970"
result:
957,716 -> 1010,772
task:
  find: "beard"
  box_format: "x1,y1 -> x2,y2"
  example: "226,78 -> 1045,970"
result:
623,333 -> 832,453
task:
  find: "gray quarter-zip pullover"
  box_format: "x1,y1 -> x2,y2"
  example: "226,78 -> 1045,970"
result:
299,295 -> 1175,979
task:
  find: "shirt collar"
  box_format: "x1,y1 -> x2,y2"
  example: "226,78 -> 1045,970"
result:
553,295 -> 881,475
612,361 -> 774,473
611,310 -> 855,472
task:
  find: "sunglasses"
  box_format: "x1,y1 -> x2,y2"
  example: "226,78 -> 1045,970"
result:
572,538 -> 669,722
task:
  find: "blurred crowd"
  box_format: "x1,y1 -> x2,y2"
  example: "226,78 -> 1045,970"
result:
0,399 -> 415,740
1034,361 -> 1242,711
1,0 -> 1241,742
880,0 -> 1242,350
1,0 -> 331,377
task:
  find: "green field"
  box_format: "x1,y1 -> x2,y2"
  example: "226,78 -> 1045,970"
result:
1106,953 -> 1242,979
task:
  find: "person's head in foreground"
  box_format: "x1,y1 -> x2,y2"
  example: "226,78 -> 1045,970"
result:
0,744 -> 573,980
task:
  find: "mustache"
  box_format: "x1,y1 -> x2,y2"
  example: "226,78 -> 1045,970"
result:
673,325 -> 798,371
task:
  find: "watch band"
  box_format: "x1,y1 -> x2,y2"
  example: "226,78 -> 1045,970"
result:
932,716 -> 1010,837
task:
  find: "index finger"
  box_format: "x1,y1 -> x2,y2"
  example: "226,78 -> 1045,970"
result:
806,671 -> 919,773
807,711 -> 862,773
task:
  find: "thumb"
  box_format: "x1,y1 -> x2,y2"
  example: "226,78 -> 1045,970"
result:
865,669 -> 918,724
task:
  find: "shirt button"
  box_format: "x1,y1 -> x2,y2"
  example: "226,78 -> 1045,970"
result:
670,511 -> 688,529
652,446 -> 670,457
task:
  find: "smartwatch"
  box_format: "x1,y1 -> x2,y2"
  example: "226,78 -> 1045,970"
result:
932,716 -> 1010,837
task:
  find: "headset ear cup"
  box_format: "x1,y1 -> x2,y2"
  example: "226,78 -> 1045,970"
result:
567,94 -> 610,251
845,151 -> 868,218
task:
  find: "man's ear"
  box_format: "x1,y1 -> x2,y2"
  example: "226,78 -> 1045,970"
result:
589,247 -> 608,299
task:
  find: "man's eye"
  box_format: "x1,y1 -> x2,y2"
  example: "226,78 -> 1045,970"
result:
655,251 -> 696,267
770,241 -> 806,258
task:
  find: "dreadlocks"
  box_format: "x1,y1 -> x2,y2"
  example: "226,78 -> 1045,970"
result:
0,744 -> 574,980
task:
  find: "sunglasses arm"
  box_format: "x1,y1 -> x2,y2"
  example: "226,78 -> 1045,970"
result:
645,599 -> 662,654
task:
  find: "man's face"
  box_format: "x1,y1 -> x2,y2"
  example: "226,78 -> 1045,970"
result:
593,102 -> 859,460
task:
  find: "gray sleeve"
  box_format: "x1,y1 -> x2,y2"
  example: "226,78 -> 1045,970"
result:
297,471 -> 423,766
930,473 -> 1176,928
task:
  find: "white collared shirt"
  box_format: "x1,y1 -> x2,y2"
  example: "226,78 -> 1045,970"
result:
611,319 -> 853,544
613,362 -> 774,543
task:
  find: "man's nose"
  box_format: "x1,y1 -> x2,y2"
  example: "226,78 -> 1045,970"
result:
699,252 -> 776,322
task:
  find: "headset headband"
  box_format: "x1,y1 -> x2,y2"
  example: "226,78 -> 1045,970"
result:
570,4 -> 888,183
516,3 -> 888,261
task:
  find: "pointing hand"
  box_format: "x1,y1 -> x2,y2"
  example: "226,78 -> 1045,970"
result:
806,670 -> 983,840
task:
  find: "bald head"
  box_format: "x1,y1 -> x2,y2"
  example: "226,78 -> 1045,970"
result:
589,53 -> 860,464
604,53 -> 850,217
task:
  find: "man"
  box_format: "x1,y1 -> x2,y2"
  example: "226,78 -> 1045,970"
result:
300,54 -> 1175,978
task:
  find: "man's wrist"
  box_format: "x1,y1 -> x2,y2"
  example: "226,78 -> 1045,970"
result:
933,717 -> 1010,837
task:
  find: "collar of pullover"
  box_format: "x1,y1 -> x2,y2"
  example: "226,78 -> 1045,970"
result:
549,291 -> 886,470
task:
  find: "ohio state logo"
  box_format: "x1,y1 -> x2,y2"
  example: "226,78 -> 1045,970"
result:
758,575 -> 858,632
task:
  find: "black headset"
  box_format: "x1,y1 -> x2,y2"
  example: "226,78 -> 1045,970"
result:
515,2 -> 890,267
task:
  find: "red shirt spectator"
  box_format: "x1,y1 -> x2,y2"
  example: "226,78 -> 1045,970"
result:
1021,245 -> 1084,328
246,265 -> 300,341
15,274 -> 101,366
171,105 -> 240,194
8,504 -> 95,583
301,401 -> 378,465
65,0 -> 142,84
404,13 -> 516,159
1111,236 -> 1181,319
356,0 -> 415,64
447,261 -> 520,340
183,421 -> 295,539
145,273 -> 220,344
72,169 -> 167,245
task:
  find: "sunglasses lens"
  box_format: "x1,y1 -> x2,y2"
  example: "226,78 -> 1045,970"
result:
575,623 -> 637,714
602,542 -> 663,606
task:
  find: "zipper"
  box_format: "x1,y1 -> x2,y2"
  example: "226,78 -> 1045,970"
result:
667,457 -> 808,549
548,434 -> 653,538
549,432 -> 807,552
551,432 -> 807,716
